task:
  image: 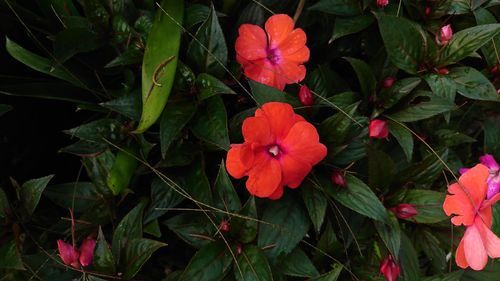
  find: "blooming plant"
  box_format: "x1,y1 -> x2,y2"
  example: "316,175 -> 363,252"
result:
0,0 -> 499,281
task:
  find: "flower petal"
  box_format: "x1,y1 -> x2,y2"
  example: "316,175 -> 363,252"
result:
487,177 -> 500,199
246,152 -> 282,198
280,154 -> 311,188
57,240 -> 80,267
455,238 -> 468,269
475,217 -> 500,259
268,185 -> 284,200
279,29 -> 308,57
242,59 -> 281,90
226,144 -> 253,179
79,237 -> 96,267
443,164 -> 489,226
276,60 -> 307,84
242,116 -> 273,145
255,102 -> 300,141
480,154 -> 500,170
464,222 -> 488,271
265,14 -> 294,48
235,24 -> 268,61
281,121 -> 327,165
282,47 -> 310,63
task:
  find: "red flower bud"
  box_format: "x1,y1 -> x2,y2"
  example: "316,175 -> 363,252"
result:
424,6 -> 431,16
299,85 -> 314,106
57,240 -> 80,268
382,77 -> 396,88
219,220 -> 230,233
436,24 -> 453,46
390,203 -> 418,219
380,254 -> 401,281
436,68 -> 449,75
236,243 -> 243,255
331,170 -> 346,187
377,0 -> 389,8
79,237 -> 96,267
369,119 -> 389,139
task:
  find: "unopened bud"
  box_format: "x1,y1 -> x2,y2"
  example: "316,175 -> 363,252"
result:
380,254 -> 401,281
436,24 -> 453,46
436,68 -> 449,75
331,170 -> 346,187
382,77 -> 396,88
390,203 -> 418,219
377,0 -> 389,8
219,220 -> 230,233
369,119 -> 389,139
299,85 -> 314,106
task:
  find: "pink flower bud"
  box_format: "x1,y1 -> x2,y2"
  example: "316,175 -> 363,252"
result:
79,237 -> 96,267
57,240 -> 80,268
377,0 -> 389,8
390,203 -> 418,219
331,170 -> 346,187
436,68 -> 449,75
219,220 -> 230,233
380,254 -> 400,281
369,119 -> 389,139
382,77 -> 396,88
436,24 -> 453,46
299,85 -> 314,106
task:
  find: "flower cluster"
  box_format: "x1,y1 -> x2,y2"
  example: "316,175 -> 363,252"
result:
57,237 -> 96,268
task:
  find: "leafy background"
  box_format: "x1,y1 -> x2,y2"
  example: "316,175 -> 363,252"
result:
0,0 -> 499,280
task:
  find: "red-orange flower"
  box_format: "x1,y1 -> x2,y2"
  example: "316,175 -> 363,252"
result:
226,102 -> 327,199
443,164 -> 500,270
235,14 -> 310,90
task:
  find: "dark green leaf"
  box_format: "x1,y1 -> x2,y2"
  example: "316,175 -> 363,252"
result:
421,271 -> 463,281
0,80 -> 94,104
191,95 -> 230,150
258,195 -> 310,261
375,212 -> 400,259
231,197 -> 258,244
435,129 -> 476,147
100,90 -> 142,121
308,0 -> 362,16
448,67 -> 500,101
160,99 -> 197,157
249,80 -> 300,106
484,116 -> 500,157
196,73 -> 236,101
319,103 -> 360,147
301,180 -> 327,234
44,182 -> 100,213
377,15 -> 426,74
389,91 -> 456,122
344,57 -> 376,98
105,48 -> 143,68
0,240 -> 25,270
424,74 -> 456,101
186,4 -> 228,77
144,178 -> 185,224
234,245 -> 273,281
388,120 -> 414,162
399,233 -> 420,281
82,151 -> 114,195
112,201 -> 146,261
331,15 -> 374,42
378,77 -> 422,111
179,241 -> 233,281
21,175 -> 54,216
60,140 -> 107,157
144,219 -> 162,238
53,27 -> 101,62
418,229 -> 446,273
122,238 -> 167,279
368,148 -> 396,190
402,189 -> 447,223
307,263 -> 343,281
213,160 -> 241,214
0,104 -> 13,117
397,149 -> 448,185
181,157 -> 212,205
185,4 -> 210,28
64,119 -> 124,144
332,175 -> 387,222
474,8 -> 500,67
164,213 -> 215,249
135,0 -> 183,133
281,247 -> 319,278
439,24 -> 500,66
94,227 -> 116,274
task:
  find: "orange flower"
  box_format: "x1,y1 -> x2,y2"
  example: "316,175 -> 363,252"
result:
226,102 -> 326,199
235,14 -> 310,90
443,164 -> 500,270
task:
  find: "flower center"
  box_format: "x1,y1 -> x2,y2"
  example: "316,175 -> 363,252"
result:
268,145 -> 280,157
267,48 -> 280,65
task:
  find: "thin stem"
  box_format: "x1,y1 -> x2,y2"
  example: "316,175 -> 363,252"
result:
293,0 -> 306,23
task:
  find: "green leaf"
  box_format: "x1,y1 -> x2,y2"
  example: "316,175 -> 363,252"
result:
106,146 -> 139,195
186,4 -> 228,77
0,240 -> 25,270
435,129 -> 476,147
100,91 -> 142,121
53,27 -> 101,62
417,229 -> 446,273
344,57 -> 376,98
196,73 -> 236,101
397,149 -> 448,185
377,15 -> 426,74
144,178 -> 185,224
5,38 -> 85,87
135,0 -> 183,133
319,103 -> 360,147
179,241 -> 233,281
249,80 -> 300,106
44,182 -> 100,213
421,271 -> 463,281
184,4 -> 210,29
21,175 -> 54,216
213,160 -> 241,215
258,195 -> 310,261
64,119 -> 124,144
164,213 -> 215,249
112,201 -> 146,262
378,77 -> 422,111
281,247 -> 319,278
307,263 -> 343,281
375,212 -> 400,259
330,15 -> 374,42
82,151 -> 114,195
231,197 -> 258,244
388,120 -> 414,162
368,148 -> 396,191
474,8 -> 500,67
94,227 -> 116,274
144,219 -> 162,238
439,24 -> 500,66
190,95 -> 230,150
402,190 -> 447,223
448,67 -> 500,101
234,245 -> 273,281
301,180 -> 327,234
308,0 -> 362,16
160,99 -> 197,157
181,156 -> 213,205
399,233 -> 420,281
122,238 -> 167,279
0,104 -> 12,117
424,74 -> 456,101
389,91 -> 456,122
332,175 -> 387,222
484,116 -> 500,157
